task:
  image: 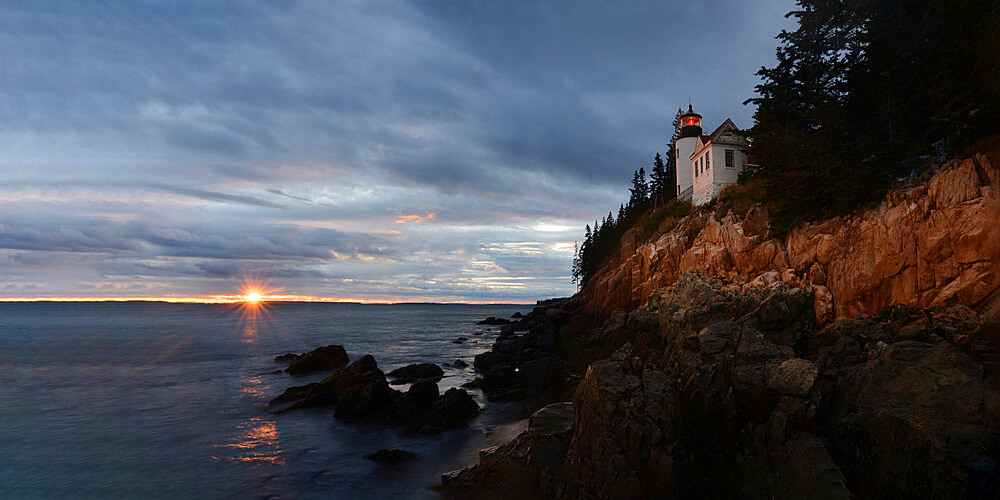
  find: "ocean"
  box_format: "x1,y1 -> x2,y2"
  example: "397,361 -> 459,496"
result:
0,302 -> 532,498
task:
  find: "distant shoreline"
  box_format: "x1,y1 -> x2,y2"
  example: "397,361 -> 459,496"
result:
0,299 -> 536,306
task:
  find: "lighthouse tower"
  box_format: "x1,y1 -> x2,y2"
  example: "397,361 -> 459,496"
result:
674,104 -> 702,201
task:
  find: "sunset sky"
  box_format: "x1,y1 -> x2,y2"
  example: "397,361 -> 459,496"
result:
0,0 -> 795,302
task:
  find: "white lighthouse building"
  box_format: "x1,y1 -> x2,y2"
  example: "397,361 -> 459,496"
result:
673,104 -> 750,206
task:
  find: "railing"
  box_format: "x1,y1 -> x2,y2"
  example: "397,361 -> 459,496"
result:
678,186 -> 693,202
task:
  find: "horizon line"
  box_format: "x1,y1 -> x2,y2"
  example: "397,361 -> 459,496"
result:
0,295 -> 539,305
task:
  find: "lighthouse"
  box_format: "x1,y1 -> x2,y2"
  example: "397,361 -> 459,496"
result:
672,103 -> 751,206
674,104 -> 702,201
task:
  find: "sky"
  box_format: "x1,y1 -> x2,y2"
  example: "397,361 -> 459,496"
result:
0,0 -> 796,303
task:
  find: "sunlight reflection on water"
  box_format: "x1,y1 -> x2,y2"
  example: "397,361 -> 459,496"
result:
213,417 -> 285,466
0,302 -> 530,497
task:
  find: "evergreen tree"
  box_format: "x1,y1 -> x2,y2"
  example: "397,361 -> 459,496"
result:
650,152 -> 668,205
747,0 -> 1000,234
665,108 -> 682,200
571,241 -> 581,288
638,167 -> 648,202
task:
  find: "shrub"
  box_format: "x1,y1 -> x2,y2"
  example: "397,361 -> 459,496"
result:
717,177 -> 766,218
685,217 -> 707,241
638,200 -> 691,237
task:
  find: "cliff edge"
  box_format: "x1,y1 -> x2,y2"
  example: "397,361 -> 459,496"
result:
583,152 -> 1000,326
442,152 -> 1000,499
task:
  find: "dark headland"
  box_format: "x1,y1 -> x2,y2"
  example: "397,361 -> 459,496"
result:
433,152 -> 1000,499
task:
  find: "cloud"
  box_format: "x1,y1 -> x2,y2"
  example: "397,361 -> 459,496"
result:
0,0 -> 797,300
395,213 -> 436,224
150,184 -> 287,209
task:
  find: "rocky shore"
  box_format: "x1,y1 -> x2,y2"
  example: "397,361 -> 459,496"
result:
262,152 -> 999,497
269,348 -> 480,436
438,152 -> 1000,498
442,272 -> 999,498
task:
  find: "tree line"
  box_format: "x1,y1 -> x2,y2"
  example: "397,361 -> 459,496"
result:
572,150 -> 676,287
747,0 -> 1000,234
571,0 -> 999,287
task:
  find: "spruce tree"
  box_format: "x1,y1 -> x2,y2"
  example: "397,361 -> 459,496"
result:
650,152 -> 668,205
637,167 -> 648,202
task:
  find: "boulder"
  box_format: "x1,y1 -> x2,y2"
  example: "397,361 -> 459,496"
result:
433,388 -> 480,429
766,358 -> 818,397
285,344 -> 349,376
386,363 -> 444,384
439,402 -> 574,496
405,379 -> 440,406
473,351 -> 512,372
328,355 -> 396,419
274,352 -> 299,363
270,354 -> 394,417
478,317 -> 510,325
271,353 -> 482,435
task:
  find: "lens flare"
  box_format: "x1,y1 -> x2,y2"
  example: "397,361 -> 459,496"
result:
244,290 -> 262,303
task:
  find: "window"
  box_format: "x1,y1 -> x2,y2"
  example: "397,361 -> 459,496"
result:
725,149 -> 735,168
706,152 -> 710,171
694,159 -> 698,177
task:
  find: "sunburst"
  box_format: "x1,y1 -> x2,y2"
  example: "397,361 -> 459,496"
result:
229,274 -> 281,344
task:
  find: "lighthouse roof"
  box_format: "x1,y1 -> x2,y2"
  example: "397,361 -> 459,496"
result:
679,104 -> 701,118
690,118 -> 744,158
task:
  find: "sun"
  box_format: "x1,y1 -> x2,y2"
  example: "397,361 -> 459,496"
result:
244,290 -> 262,303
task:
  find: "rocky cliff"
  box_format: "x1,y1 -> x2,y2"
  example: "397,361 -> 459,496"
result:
583,152 -> 1000,326
441,152 -> 1000,499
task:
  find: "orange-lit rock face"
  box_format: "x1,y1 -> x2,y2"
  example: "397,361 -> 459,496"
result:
581,152 -> 1000,327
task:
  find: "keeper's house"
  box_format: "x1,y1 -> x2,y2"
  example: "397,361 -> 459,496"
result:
673,105 -> 752,206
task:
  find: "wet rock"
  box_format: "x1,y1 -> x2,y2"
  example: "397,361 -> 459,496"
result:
328,355 -> 396,419
451,359 -> 469,368
473,351 -> 512,372
386,363 -> 444,384
433,388 -> 480,429
479,317 -> 510,325
404,379 -> 440,406
485,389 -> 526,402
285,345 -> 349,376
439,402 -> 574,497
365,448 -> 417,464
274,352 -> 299,363
269,382 -> 318,406
453,337 -> 468,344
270,354 -> 394,417
512,312 -> 524,319
272,354 -> 481,435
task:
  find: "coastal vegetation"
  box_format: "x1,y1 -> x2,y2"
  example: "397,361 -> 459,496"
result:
574,0 -> 1000,282
572,154 -> 679,287
748,0 -> 1000,234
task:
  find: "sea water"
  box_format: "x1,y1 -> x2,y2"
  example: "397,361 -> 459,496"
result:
0,302 -> 531,498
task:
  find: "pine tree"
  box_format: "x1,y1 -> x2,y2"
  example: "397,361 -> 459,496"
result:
571,241 -> 581,288
650,152 -> 668,205
637,167 -> 648,202
665,110 -> 682,200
